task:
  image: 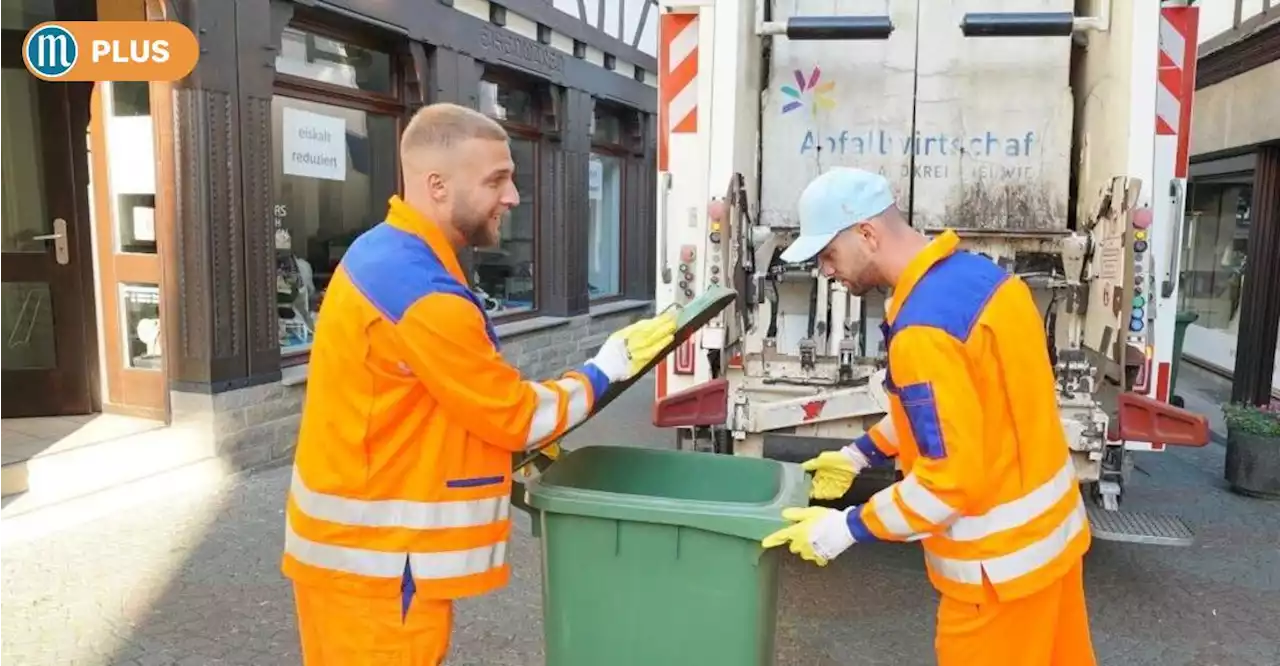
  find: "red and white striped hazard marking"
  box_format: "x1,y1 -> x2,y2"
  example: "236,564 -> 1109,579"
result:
658,12 -> 699,171
1155,5 -> 1199,178
655,11 -> 700,400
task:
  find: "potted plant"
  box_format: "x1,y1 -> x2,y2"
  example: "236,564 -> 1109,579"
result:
1222,401 -> 1280,499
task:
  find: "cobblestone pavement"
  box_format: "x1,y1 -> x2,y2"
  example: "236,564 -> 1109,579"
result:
3,375 -> 1279,666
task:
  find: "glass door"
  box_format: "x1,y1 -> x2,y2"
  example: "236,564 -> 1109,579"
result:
2,28 -> 95,417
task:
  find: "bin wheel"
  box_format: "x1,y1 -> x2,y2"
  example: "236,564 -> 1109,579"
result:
1171,395 -> 1185,409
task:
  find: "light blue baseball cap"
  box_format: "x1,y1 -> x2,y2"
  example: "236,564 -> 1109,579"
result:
780,167 -> 897,264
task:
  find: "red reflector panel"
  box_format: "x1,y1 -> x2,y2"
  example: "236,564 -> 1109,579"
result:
1116,392 -> 1210,447
653,378 -> 729,428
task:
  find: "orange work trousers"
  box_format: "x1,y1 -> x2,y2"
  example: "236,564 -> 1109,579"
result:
293,583 -> 453,666
935,559 -> 1096,666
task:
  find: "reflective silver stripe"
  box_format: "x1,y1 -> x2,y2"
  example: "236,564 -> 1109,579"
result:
285,520 -> 507,580
291,468 -> 510,530
984,495 -> 1086,583
924,550 -> 984,586
409,540 -> 508,580
553,376 -> 592,428
524,382 -> 562,446
947,460 -> 1077,542
285,519 -> 407,579
925,495 -> 1087,587
898,473 -> 959,527
869,485 -> 927,542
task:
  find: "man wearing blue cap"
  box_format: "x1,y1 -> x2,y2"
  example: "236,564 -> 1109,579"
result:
761,167 -> 1095,665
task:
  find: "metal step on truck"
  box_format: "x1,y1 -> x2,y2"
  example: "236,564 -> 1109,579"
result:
650,0 -> 1213,547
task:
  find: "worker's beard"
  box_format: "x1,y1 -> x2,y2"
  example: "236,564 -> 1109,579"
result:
454,199 -> 502,248
845,267 -> 890,298
837,260 -> 879,297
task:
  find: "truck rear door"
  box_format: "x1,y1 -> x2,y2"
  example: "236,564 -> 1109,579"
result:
761,0 -> 1074,233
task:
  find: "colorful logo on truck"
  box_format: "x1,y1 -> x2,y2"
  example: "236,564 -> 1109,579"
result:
780,67 -> 835,114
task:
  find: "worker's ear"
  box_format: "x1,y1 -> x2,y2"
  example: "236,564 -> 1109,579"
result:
851,220 -> 879,249
424,171 -> 448,202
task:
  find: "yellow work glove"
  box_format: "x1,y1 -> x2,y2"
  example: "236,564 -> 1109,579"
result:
517,440 -> 561,479
801,446 -> 871,500
760,506 -> 857,566
589,311 -> 679,382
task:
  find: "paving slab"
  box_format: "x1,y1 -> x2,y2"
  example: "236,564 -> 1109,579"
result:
3,374 -> 1278,666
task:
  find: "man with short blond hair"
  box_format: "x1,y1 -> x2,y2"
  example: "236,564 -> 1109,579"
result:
283,102 -> 676,665
400,102 -> 508,161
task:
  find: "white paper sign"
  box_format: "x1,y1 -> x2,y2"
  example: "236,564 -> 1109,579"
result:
107,116 -> 156,195
282,108 -> 347,181
132,206 -> 156,242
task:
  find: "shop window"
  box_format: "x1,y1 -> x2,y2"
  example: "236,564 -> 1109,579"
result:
276,25 -> 394,96
1181,175 -> 1252,335
105,81 -> 157,254
120,283 -> 162,370
273,27 -> 401,360
2,0 -> 57,30
589,154 -> 623,298
477,73 -> 542,316
588,104 -> 631,300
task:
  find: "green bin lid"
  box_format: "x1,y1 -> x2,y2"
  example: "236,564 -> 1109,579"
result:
524,445 -> 811,542
515,286 -> 737,471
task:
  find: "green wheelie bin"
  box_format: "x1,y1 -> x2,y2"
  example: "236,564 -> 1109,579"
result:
521,445 -> 810,666
1170,311 -> 1199,408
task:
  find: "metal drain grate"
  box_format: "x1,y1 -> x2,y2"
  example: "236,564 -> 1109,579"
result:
1087,506 -> 1195,547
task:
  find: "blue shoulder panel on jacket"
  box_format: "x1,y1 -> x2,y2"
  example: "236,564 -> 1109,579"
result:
342,223 -> 498,346
892,251 -> 1010,343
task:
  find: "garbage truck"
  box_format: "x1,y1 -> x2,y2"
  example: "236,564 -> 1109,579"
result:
649,0 -> 1213,546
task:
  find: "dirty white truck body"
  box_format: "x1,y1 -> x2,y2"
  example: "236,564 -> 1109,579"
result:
652,0 -> 1211,546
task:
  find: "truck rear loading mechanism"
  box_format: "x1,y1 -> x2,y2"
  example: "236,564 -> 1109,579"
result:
650,0 -> 1210,547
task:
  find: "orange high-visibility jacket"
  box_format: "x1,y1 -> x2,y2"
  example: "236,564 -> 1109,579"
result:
282,196 -> 612,601
845,230 -> 1091,604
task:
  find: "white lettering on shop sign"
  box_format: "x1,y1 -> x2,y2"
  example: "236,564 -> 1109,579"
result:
282,107 -> 347,181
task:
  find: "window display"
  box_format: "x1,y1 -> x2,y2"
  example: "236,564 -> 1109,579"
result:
477,74 -> 541,315
588,153 -> 622,298
588,104 -> 631,300
473,138 -> 537,314
120,283 -> 161,370
106,81 -> 157,255
271,95 -> 399,355
1179,174 -> 1253,374
1181,177 -> 1251,334
276,25 -> 393,95
272,27 -> 399,358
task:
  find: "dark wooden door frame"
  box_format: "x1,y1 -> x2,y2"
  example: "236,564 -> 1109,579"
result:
1,30 -> 101,418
